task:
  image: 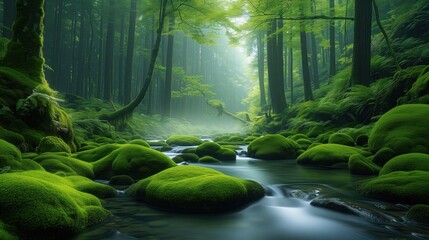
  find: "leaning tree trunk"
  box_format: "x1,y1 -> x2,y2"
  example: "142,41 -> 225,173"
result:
100,0 -> 168,123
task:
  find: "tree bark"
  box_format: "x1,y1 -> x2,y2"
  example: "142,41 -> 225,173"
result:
103,0 -> 115,101
300,29 -> 314,101
257,32 -> 267,111
162,16 -> 175,120
329,0 -> 336,77
123,0 -> 137,104
350,0 -> 372,86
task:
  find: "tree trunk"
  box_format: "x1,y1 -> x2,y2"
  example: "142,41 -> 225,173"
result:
329,0 -> 336,77
162,16 -> 175,120
300,29 -> 314,101
267,20 -> 287,114
310,33 -> 320,89
289,46 -> 294,104
103,0 -> 115,101
257,32 -> 267,111
350,0 -> 372,86
2,0 -> 15,38
100,0 -> 168,122
123,0 -> 137,104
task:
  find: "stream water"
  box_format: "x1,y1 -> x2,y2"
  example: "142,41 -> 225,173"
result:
75,146 -> 429,240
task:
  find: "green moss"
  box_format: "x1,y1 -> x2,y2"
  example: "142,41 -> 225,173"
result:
328,133 -> 355,146
199,156 -> 221,164
176,153 -> 199,163
74,144 -> 121,162
357,170 -> 429,205
127,166 -> 265,213
65,175 -> 117,199
20,129 -> 44,151
227,136 -> 244,142
405,204 -> 429,223
172,156 -> 184,163
129,139 -> 150,148
196,142 -> 236,161
288,133 -> 309,141
379,153 -> 429,175
297,144 -> 371,167
148,141 -> 169,147
0,170 -> 110,239
166,135 -> 203,146
296,138 -> 313,150
248,134 -> 300,160
0,139 -> 43,171
92,144 -> 177,179
0,220 -> 18,240
33,153 -> 94,178
355,134 -> 369,146
316,131 -> 334,143
348,154 -> 380,175
36,136 -> 71,154
244,136 -> 259,144
0,126 -> 25,147
369,104 -> 429,155
373,147 -> 397,166
109,175 -> 135,186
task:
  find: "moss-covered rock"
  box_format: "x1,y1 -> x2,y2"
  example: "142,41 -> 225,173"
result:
196,142 -> 236,161
297,144 -> 371,167
127,166 -> 265,213
65,175 -> 117,199
288,133 -> 309,141
0,139 -> 43,171
357,170 -> 429,205
348,154 -> 380,175
368,104 -> 429,156
92,144 -> 176,179
129,139 -> 150,148
36,136 -> 71,154
243,136 -> 259,144
0,126 -> 25,147
373,147 -> 397,166
33,153 -> 94,178
0,220 -> 18,240
248,134 -> 300,160
405,204 -> 429,224
176,153 -> 199,163
199,156 -> 221,164
328,133 -> 355,146
74,144 -> 121,162
166,135 -> 203,146
0,171 -> 110,239
355,134 -> 369,146
296,138 -> 313,150
379,153 -> 429,175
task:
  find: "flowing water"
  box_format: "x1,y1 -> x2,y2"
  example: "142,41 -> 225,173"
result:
75,146 -> 429,240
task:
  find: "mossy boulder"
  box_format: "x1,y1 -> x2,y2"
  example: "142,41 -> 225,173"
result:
176,153 -> 199,163
368,104 -> 429,155
248,134 -> 300,160
109,175 -> 135,186
296,138 -> 313,150
199,156 -> 221,164
373,147 -> 397,166
0,139 -> 43,171
65,175 -> 117,199
297,144 -> 371,167
129,139 -> 150,148
196,142 -> 236,161
0,171 -> 110,239
92,144 -> 177,179
127,166 -> 265,213
74,144 -> 121,162
357,170 -> 429,205
348,154 -> 380,175
379,153 -> 429,175
166,135 -> 203,146
0,126 -> 25,147
36,136 -> 71,154
288,133 -> 309,141
243,136 -> 259,144
0,220 -> 17,240
328,133 -> 355,146
33,152 -> 94,178
405,204 -> 429,224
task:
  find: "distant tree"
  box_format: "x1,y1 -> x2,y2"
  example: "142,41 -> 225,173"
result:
329,0 -> 336,77
123,0 -> 137,104
103,0 -> 115,101
162,16 -> 175,120
349,0 -> 372,86
257,31 -> 267,110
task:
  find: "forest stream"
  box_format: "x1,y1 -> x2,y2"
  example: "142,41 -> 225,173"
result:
75,145 -> 429,240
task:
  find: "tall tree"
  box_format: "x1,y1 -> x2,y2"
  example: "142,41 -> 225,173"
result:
2,0 -> 15,38
103,0 -> 115,101
162,16 -> 175,120
123,0 -> 137,104
329,0 -> 336,77
257,31 -> 267,111
349,0 -> 372,86
300,22 -> 314,101
266,19 -> 287,113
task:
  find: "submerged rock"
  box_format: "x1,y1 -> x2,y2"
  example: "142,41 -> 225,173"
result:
297,144 -> 371,167
357,170 -> 429,205
127,166 -> 265,213
248,134 -> 300,160
0,171 -> 110,239
405,204 -> 429,224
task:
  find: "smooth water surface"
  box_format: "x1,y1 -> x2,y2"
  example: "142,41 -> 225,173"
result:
75,148 -> 429,240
